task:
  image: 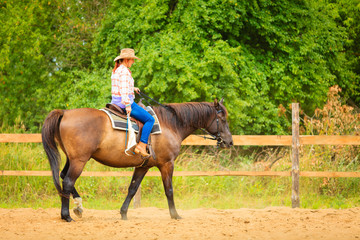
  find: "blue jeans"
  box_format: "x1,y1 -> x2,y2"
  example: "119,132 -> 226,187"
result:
128,102 -> 155,144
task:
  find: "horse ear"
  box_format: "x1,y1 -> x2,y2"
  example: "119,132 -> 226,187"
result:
219,98 -> 224,105
214,98 -> 219,107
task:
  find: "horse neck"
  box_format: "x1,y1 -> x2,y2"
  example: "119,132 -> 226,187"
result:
177,124 -> 199,141
156,103 -> 216,141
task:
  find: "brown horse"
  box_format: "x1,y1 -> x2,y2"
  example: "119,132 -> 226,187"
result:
42,99 -> 233,222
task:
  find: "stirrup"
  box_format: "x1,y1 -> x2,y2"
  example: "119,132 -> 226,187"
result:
137,154 -> 151,168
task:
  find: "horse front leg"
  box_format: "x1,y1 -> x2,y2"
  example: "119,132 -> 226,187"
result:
120,167 -> 149,220
159,161 -> 181,219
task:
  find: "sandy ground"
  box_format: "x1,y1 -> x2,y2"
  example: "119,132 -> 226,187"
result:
0,207 -> 360,240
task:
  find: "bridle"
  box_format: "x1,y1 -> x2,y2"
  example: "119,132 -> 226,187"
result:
200,109 -> 224,148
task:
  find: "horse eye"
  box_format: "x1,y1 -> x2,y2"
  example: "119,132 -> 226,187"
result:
220,116 -> 226,122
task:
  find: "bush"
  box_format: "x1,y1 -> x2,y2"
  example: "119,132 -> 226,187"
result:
300,85 -> 360,172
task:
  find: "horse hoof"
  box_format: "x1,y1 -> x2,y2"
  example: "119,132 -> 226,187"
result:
120,209 -> 128,220
61,216 -> 74,222
73,207 -> 83,218
172,215 -> 182,220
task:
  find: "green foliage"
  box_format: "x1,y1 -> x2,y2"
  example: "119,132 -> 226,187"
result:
36,68 -> 111,112
0,0 -> 359,134
0,0 -> 109,132
0,0 -> 58,131
332,0 -> 360,104
93,0 -> 355,134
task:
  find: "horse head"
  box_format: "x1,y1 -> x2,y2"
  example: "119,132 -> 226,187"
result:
205,98 -> 234,148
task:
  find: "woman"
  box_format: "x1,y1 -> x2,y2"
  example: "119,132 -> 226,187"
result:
111,48 -> 155,157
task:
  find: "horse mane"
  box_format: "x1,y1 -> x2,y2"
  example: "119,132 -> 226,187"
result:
153,102 -> 228,131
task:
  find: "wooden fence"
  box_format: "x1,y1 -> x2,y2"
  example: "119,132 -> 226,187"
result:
1,103 -> 360,208
1,133 -> 360,146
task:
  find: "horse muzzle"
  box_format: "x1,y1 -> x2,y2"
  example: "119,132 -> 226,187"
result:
218,137 -> 233,149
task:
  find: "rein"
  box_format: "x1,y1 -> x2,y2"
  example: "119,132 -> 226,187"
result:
137,91 -> 169,110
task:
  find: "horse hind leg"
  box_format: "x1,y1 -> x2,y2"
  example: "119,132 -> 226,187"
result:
60,157 -> 84,218
60,157 -> 87,222
72,194 -> 83,218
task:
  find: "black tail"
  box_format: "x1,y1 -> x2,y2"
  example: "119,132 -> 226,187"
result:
41,109 -> 64,196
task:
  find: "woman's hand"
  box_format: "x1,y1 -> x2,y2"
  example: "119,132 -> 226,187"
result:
134,87 -> 140,94
126,106 -> 132,116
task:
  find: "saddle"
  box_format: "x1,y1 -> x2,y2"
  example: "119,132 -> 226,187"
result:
104,103 -> 155,165
105,103 -> 143,136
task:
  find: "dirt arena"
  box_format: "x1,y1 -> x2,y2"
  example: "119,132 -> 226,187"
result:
1,207 -> 359,239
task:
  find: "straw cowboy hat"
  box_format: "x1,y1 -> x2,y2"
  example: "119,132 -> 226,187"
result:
114,48 -> 141,62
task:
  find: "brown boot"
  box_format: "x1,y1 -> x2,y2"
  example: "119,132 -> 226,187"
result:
134,142 -> 150,157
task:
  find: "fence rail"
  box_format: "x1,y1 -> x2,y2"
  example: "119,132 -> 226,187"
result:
2,170 -> 360,178
1,133 -> 360,145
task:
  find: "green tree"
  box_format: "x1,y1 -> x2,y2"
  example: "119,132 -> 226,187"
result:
332,0 -> 360,106
0,0 -> 58,130
0,0 -> 109,131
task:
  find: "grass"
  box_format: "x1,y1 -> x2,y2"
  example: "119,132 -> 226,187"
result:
1,143 -> 360,210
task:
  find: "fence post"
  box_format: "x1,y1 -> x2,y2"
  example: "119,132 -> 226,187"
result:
291,103 -> 300,208
133,184 -> 141,208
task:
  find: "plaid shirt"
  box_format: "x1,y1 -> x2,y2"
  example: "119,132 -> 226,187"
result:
111,65 -> 135,106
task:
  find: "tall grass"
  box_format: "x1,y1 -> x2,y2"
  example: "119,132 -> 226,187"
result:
0,143 -> 359,210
